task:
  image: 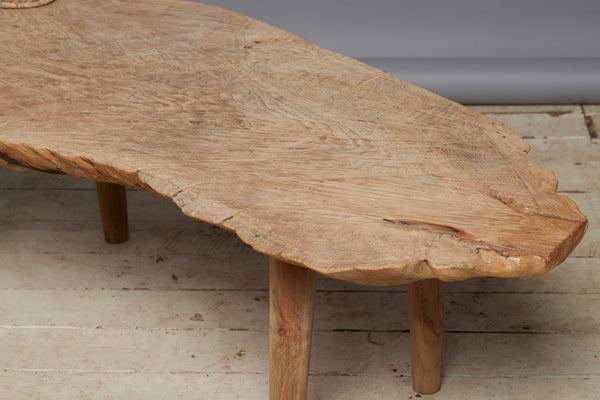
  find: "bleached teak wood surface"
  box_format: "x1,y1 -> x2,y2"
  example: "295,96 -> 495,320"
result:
0,0 -> 587,285
0,103 -> 598,399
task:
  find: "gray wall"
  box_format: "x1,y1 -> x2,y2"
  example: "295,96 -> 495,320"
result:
204,0 -> 600,103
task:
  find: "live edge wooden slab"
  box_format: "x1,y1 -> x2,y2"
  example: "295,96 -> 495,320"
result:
0,0 -> 587,397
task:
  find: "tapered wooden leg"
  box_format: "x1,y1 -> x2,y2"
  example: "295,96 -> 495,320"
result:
408,278 -> 445,394
95,181 -> 129,244
270,258 -> 318,400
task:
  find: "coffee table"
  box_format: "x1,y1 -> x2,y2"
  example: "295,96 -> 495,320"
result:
0,0 -> 587,397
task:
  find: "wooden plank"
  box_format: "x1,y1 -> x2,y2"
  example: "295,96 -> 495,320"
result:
1,252 -> 598,294
0,167 -> 93,190
312,376 -> 600,399
0,188 -> 188,222
0,289 -> 272,331
567,193 -> 600,257
525,138 -> 600,163
479,109 -> 589,139
0,253 -> 270,291
1,289 -> 598,333
2,372 -> 598,400
1,328 -> 598,377
524,137 -> 600,192
0,371 -> 268,400
551,164 -> 599,193
583,105 -> 600,115
0,220 -> 257,257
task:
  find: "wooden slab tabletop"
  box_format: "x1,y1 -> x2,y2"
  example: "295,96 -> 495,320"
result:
0,0 -> 587,285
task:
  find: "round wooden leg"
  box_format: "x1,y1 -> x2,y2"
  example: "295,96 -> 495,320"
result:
408,278 -> 445,394
269,258 -> 318,400
96,181 -> 129,244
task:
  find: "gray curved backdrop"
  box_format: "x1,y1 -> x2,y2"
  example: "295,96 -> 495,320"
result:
204,0 -> 600,103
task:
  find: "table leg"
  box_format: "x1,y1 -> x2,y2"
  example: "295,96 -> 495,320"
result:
95,181 -> 129,244
408,278 -> 445,394
270,257 -> 318,400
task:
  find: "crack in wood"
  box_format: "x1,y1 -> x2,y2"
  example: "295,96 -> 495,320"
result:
382,218 -> 462,235
476,246 -> 512,259
490,194 -> 516,207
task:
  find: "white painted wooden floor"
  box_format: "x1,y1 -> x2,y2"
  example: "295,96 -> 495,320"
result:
0,105 -> 598,399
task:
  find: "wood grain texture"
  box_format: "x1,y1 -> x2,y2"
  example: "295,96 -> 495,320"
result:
408,279 -> 445,394
0,0 -> 587,285
95,181 -> 129,244
0,0 -> 55,8
3,373 -> 600,400
269,258 -> 317,400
